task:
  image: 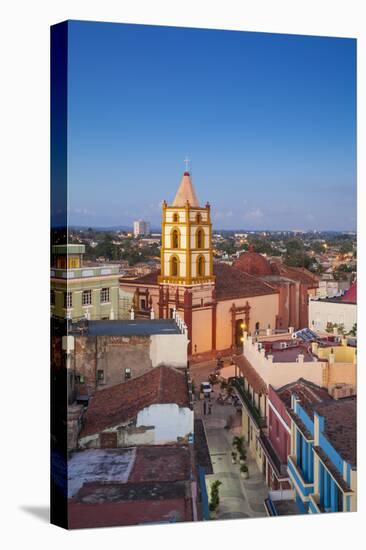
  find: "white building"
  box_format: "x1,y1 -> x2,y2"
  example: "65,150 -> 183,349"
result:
309,282 -> 357,333
133,219 -> 151,237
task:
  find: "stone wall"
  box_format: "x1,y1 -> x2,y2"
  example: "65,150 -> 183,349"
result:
73,335 -> 153,396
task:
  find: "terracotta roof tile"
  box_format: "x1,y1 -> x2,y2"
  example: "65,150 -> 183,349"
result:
233,251 -> 273,276
232,354 -> 268,395
80,366 -> 189,438
270,260 -> 319,286
129,445 -> 191,483
214,263 -> 278,301
275,378 -> 331,412
120,270 -> 160,285
313,397 -> 356,466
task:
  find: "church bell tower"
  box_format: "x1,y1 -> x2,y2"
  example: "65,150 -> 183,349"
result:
158,170 -> 215,285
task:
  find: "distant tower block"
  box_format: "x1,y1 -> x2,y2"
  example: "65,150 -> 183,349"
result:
158,169 -> 215,285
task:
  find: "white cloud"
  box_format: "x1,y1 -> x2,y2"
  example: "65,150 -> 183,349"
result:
243,208 -> 264,220
214,210 -> 234,220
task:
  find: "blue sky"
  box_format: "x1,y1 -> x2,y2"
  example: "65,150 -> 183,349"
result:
67,21 -> 356,230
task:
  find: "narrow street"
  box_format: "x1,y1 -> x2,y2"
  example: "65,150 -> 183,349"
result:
191,362 -> 268,520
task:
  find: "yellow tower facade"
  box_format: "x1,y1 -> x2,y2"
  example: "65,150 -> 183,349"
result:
158,171 -> 215,285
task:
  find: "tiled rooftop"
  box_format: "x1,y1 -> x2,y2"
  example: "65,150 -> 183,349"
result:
232,355 -> 268,394
120,269 -> 160,286
80,366 -> 189,438
270,260 -> 319,286
267,345 -> 315,363
129,445 -> 191,483
313,397 -> 356,467
120,264 -> 279,300
275,378 -> 332,412
214,263 -> 278,300
67,446 -> 193,528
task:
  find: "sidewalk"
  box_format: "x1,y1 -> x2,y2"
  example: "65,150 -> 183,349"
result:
194,394 -> 268,520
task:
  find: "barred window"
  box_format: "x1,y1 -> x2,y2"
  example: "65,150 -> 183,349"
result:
97,370 -> 104,382
125,368 -> 131,380
82,290 -> 92,306
101,288 -> 110,303
64,291 -> 72,308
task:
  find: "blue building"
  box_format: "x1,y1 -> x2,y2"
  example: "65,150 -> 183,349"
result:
287,396 -> 356,514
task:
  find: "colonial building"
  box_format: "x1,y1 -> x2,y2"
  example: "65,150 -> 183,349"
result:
231,332 -> 356,494
120,171 -> 280,358
51,244 -> 120,321
232,250 -> 319,330
288,396 -> 356,514
264,379 -> 331,493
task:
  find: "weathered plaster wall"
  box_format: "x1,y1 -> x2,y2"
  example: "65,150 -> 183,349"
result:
150,333 -> 188,367
79,404 -> 193,449
137,403 -> 193,444
73,335 -> 152,394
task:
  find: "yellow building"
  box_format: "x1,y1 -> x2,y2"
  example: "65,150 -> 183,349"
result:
51,244 -> 120,321
120,170 -> 280,357
158,171 -> 214,286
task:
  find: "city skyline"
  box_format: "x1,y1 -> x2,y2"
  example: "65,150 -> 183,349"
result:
67,21 -> 356,231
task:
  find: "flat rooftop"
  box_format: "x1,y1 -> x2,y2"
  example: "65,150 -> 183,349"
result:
68,445 -> 191,499
87,319 -> 181,336
68,446 -> 193,528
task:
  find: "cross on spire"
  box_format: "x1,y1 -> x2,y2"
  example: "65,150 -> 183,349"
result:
184,157 -> 190,172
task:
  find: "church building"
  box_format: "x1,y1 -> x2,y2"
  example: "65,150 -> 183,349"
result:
120,170 -> 282,359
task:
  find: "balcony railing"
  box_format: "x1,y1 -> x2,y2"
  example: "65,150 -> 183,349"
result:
287,455 -> 314,497
51,265 -> 120,280
232,378 -> 267,428
260,434 -> 288,476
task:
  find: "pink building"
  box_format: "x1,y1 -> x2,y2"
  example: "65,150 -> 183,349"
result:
264,380 -> 330,491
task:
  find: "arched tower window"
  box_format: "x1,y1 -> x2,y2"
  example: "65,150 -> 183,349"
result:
196,228 -> 204,249
172,213 -> 179,223
197,255 -> 205,277
171,228 -> 180,249
170,255 -> 179,277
